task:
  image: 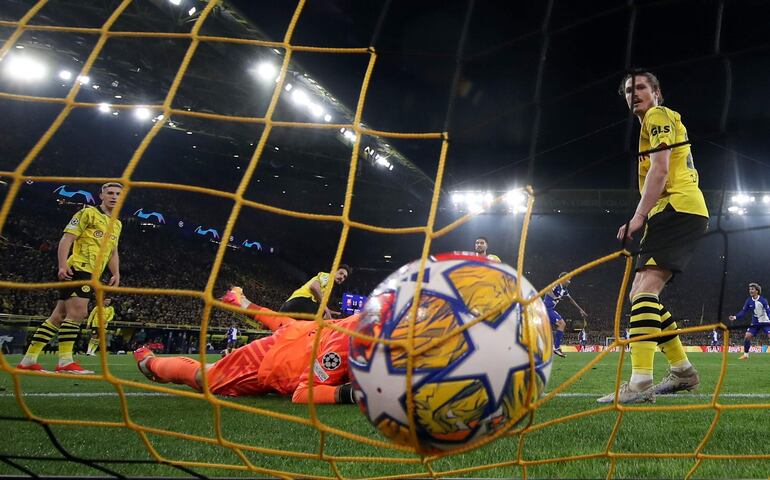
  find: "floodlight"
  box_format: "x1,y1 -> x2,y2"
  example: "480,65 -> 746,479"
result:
468,202 -> 484,214
255,62 -> 277,82
324,114 -> 332,122
98,102 -> 111,113
309,103 -> 324,118
168,0 -> 181,5
188,6 -> 196,15
58,70 -> 72,80
291,89 -> 309,105
733,194 -> 751,205
4,55 -> 47,81
505,189 -> 526,207
134,107 -> 151,120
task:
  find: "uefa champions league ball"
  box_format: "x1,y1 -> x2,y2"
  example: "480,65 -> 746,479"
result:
349,252 -> 553,453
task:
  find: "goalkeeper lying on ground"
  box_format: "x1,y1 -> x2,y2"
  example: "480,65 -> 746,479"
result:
133,287 -> 358,404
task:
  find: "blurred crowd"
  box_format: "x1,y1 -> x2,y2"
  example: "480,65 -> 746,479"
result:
0,211 -> 297,330
2,202 -> 767,349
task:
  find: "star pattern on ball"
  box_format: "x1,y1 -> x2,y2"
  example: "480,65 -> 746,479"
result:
442,310 -> 528,408
352,344 -> 426,425
392,260 -> 463,319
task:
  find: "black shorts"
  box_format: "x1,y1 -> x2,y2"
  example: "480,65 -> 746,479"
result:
58,270 -> 94,301
279,296 -> 319,317
636,205 -> 709,274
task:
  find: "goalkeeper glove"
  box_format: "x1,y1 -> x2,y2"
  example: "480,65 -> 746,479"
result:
335,383 -> 356,404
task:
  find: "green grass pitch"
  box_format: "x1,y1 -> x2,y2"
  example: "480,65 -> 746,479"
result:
1,352 -> 769,478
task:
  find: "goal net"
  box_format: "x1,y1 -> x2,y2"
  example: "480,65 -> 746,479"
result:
1,0 -> 769,478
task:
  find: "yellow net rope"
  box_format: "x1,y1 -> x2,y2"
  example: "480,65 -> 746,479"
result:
1,1 -> 767,478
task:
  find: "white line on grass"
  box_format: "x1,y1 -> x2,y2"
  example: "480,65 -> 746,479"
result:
0,392 -> 175,397
553,392 -> 770,398
3,392 -> 770,398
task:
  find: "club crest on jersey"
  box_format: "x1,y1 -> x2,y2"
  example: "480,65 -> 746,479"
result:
69,218 -> 80,226
322,352 -> 341,370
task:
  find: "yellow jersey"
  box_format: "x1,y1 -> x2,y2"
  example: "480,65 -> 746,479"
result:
87,305 -> 115,328
63,206 -> 122,274
287,272 -> 330,303
638,106 -> 708,218
487,254 -> 501,262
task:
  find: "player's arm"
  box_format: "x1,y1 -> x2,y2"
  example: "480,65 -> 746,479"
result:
292,339 -> 353,404
567,295 -> 588,317
637,107 -> 676,217
107,248 -> 120,287
619,148 -> 670,240
309,278 -> 332,319
292,380 -> 355,404
620,108 -> 674,240
86,307 -> 97,328
637,148 -> 671,216
59,208 -> 89,280
729,298 -> 751,321
57,233 -> 77,280
730,297 -> 751,320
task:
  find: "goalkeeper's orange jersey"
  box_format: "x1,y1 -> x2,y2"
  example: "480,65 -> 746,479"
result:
207,310 -> 360,403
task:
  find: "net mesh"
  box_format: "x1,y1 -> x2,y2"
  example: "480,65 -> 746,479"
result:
1,0 -> 769,478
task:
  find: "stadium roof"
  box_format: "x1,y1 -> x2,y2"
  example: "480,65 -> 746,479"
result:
2,1 -> 770,270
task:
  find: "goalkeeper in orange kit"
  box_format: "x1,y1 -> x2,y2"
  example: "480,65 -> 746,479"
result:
133,288 -> 359,404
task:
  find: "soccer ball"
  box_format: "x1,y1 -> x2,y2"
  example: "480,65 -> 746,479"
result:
349,252 -> 552,453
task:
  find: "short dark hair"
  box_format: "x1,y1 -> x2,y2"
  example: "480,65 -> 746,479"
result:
618,69 -> 664,105
749,282 -> 762,294
338,264 -> 352,276
101,182 -> 123,191
476,236 -> 488,243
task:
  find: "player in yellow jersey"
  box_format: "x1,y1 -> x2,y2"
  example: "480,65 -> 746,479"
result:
474,236 -> 501,262
279,265 -> 351,319
85,298 -> 115,356
17,182 -> 123,374
598,71 -> 707,404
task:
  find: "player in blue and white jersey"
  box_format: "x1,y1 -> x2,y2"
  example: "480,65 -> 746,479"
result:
225,325 -> 239,355
579,328 -> 588,348
728,282 -> 770,360
710,328 -> 719,348
544,272 -> 588,357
